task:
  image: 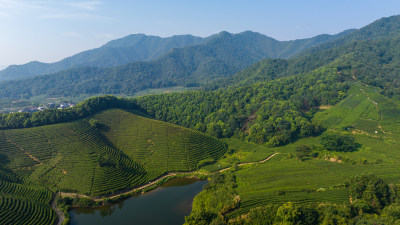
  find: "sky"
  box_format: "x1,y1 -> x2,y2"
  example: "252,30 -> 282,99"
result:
0,0 -> 400,68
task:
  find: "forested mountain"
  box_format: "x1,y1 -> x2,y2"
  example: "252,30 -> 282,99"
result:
0,29 -> 353,83
207,15 -> 400,91
0,30 -> 352,98
2,16 -> 400,100
132,15 -> 400,145
0,34 -> 206,81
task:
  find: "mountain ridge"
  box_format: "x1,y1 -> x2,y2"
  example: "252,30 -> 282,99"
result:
0,30 -> 354,98
0,30 -> 353,82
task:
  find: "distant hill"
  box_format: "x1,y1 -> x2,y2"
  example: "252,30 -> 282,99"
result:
0,30 -> 352,98
208,15 -> 400,91
0,34 -> 206,81
0,30 -> 354,82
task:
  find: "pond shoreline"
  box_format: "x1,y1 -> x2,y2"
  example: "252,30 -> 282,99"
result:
69,177 -> 208,225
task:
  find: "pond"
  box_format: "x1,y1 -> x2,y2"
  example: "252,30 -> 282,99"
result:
69,177 -> 207,225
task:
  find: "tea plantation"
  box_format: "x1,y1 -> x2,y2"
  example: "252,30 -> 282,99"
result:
0,163 -> 57,225
0,108 -> 227,224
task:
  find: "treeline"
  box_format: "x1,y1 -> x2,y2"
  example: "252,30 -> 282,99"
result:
231,176 -> 399,225
135,67 -> 349,146
0,96 -> 143,129
0,66 -> 349,146
186,174 -> 400,225
0,31 -> 321,99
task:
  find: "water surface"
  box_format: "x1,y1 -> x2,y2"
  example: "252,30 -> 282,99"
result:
70,177 -> 206,225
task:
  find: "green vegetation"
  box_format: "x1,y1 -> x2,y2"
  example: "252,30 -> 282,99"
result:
0,163 -> 57,225
0,30 -> 350,99
0,34 -> 206,81
136,67 -> 345,146
0,100 -> 227,224
320,132 -> 357,152
0,108 -> 226,196
185,81 -> 400,223
3,15 -> 400,225
0,95 -> 143,129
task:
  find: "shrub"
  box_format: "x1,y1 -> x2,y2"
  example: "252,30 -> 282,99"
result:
320,132 -> 357,152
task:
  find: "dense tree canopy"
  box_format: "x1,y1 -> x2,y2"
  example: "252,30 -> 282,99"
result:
136,67 -> 347,145
320,132 -> 357,152
0,96 -> 143,129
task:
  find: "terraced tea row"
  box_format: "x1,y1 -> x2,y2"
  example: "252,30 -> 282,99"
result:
0,164 -> 56,225
0,108 -> 228,224
92,109 -> 228,174
1,109 -> 227,197
0,196 -> 56,225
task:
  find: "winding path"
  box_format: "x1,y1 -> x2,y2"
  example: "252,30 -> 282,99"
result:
55,152 -> 280,224
51,195 -> 65,225
59,152 -> 280,201
219,152 -> 279,172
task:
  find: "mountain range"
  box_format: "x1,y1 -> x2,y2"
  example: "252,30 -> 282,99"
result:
1,16 -> 400,101
0,29 -> 353,98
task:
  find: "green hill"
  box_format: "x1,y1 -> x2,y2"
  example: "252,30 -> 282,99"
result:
0,100 -> 227,224
1,108 -> 227,196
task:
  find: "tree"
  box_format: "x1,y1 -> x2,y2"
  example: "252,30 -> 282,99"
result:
295,145 -> 312,161
348,175 -> 391,209
320,132 -> 356,152
275,202 -> 301,224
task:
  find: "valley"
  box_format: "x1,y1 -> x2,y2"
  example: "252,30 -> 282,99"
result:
1,13 -> 400,225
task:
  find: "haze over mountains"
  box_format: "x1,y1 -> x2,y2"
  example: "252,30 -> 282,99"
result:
0,30 -> 353,98
0,34 -> 206,81
1,15 -> 400,100
0,29 -> 355,83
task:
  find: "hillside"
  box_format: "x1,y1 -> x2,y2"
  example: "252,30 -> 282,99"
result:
0,30 -> 352,99
0,163 -> 57,225
0,104 -> 228,224
0,108 -> 227,196
0,34 -> 206,81
181,67 -> 400,224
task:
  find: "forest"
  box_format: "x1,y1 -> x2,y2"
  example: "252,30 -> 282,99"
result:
1,15 -> 400,225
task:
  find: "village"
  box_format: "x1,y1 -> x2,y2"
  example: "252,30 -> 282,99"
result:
17,102 -> 75,113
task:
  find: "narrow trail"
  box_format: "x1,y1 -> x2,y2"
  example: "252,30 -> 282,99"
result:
51,195 -> 65,225
219,152 -> 279,172
59,152 -> 280,202
352,75 -> 387,135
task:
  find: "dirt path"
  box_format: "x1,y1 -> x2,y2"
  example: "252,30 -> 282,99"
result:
60,172 -> 184,201
51,195 -> 65,225
351,76 -> 389,135
3,133 -> 43,169
59,152 -> 280,202
219,152 -> 279,172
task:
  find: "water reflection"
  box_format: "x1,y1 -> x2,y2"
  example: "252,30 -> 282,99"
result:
70,178 -> 207,225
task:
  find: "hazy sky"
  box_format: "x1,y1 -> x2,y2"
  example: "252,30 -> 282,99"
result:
1,0 -> 400,68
